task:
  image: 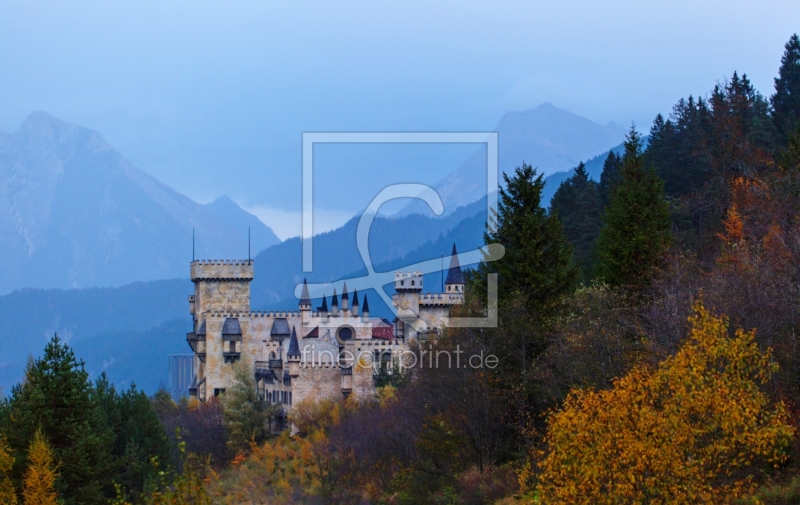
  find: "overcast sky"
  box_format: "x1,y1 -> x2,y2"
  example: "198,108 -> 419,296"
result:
1,0 -> 797,238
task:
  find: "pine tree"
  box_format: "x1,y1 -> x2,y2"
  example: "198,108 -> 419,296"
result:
772,34 -> 800,145
472,162 -> 577,312
223,361 -> 280,454
599,151 -> 623,206
596,128 -> 672,288
550,162 -> 602,276
0,436 -> 17,505
2,335 -> 113,505
23,430 -> 58,505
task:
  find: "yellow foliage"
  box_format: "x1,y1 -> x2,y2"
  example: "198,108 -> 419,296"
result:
536,301 -> 794,504
23,429 -> 58,505
0,435 -> 17,505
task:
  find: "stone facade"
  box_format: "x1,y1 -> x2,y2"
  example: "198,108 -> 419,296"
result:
185,248 -> 465,425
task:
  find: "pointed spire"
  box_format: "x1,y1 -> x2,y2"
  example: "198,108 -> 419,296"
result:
299,278 -> 311,308
445,244 -> 465,286
341,282 -> 349,311
362,294 -> 369,313
351,288 -> 359,316
319,295 -> 328,313
287,326 -> 301,358
331,288 -> 339,316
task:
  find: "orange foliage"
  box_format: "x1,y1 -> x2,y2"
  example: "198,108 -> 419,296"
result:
0,436 -> 17,505
536,301 -> 794,504
23,430 -> 58,505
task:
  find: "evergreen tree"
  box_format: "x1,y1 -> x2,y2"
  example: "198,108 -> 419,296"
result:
599,151 -> 623,206
223,361 -> 279,454
94,374 -> 171,498
772,34 -> 800,145
23,430 -> 58,505
2,335 -> 113,505
550,162 -> 602,276
0,436 -> 17,505
596,128 -> 672,289
472,162 -> 577,312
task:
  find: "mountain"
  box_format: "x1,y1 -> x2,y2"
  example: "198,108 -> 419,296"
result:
0,112 -> 279,293
250,198 -> 486,308
203,196 -> 280,255
397,103 -> 626,216
0,279 -> 191,392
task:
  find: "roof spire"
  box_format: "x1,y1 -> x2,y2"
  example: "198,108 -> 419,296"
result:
352,288 -> 359,306
331,288 -> 339,306
287,326 -> 301,357
299,278 -> 311,308
319,295 -> 328,313
445,243 -> 465,285
362,294 -> 369,313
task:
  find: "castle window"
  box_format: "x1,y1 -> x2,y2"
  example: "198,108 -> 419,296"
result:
213,388 -> 226,397
411,280 -> 415,286
338,327 -> 353,341
289,392 -> 292,405
401,280 -> 404,286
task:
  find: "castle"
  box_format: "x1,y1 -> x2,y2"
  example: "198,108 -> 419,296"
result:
186,245 -> 465,426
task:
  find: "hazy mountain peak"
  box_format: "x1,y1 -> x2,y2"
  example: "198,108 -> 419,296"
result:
396,104 -> 626,216
0,112 -> 281,293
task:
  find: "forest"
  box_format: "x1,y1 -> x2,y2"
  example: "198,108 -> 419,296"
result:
0,33 -> 799,505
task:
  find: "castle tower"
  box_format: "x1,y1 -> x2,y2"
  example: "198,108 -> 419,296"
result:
393,271 -> 423,322
190,260 -> 254,316
445,244 -> 466,294
361,294 -> 369,322
299,279 -> 311,311
319,295 -> 329,319
351,289 -> 359,317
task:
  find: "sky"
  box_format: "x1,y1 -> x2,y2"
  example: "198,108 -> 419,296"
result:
1,0 -> 798,239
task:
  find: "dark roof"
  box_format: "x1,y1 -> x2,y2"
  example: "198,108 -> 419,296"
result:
305,326 -> 319,338
287,326 -> 301,357
271,318 -> 291,336
331,288 -> 339,306
363,294 -> 369,313
445,243 -> 465,285
342,282 -> 349,301
222,317 -> 242,335
352,289 -> 359,306
299,279 -> 311,306
318,295 -> 328,313
196,319 -> 206,336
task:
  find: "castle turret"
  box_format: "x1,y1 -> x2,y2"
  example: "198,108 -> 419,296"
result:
342,282 -> 349,314
287,326 -> 301,377
190,260 -> 253,315
445,244 -> 466,294
331,289 -> 339,316
362,294 -> 369,322
318,295 -> 328,318
299,279 -> 311,311
351,289 -> 359,317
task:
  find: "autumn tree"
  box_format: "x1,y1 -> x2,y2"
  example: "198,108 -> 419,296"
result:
596,127 -> 672,289
536,301 -> 794,504
0,436 -> 17,505
23,430 -> 58,505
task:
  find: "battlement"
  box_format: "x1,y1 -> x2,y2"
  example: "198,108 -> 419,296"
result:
392,292 -> 463,306
394,271 -> 423,291
191,260 -> 254,281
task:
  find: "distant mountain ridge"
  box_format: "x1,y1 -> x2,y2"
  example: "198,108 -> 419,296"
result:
397,103 -> 625,216
0,112 -> 279,293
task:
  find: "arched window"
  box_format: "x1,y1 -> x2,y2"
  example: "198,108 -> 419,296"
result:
338,327 -> 353,341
